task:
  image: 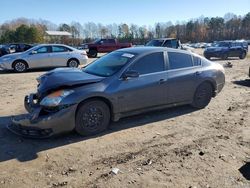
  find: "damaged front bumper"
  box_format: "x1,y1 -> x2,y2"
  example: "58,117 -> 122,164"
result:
7,94 -> 77,138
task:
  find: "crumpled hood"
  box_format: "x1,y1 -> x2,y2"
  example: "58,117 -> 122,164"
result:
37,68 -> 105,95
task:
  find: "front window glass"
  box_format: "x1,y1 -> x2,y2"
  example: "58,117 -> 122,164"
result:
83,52 -> 135,77
36,46 -> 49,53
129,52 -> 165,74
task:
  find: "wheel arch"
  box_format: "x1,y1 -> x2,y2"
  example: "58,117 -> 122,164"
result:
67,58 -> 80,66
198,80 -> 216,97
89,47 -> 97,51
75,96 -> 114,120
12,59 -> 29,68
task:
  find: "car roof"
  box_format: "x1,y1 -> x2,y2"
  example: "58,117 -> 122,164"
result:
34,44 -> 74,48
117,47 -> 191,55
152,38 -> 176,41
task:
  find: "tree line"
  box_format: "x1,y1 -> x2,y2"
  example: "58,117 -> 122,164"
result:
0,12 -> 249,45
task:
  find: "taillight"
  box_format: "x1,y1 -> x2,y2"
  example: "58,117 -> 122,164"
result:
81,50 -> 87,55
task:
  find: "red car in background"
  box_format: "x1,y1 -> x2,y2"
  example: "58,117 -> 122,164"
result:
82,38 -> 132,57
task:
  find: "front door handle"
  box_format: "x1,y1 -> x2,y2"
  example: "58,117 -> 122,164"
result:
159,79 -> 166,84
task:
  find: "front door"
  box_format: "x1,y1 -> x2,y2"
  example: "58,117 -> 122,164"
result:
27,46 -> 52,68
114,52 -> 168,113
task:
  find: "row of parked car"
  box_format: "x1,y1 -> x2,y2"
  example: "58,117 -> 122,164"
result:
0,38 -> 249,73
203,40 -> 248,60
0,43 -> 33,57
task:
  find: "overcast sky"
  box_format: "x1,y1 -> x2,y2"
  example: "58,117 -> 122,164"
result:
1,0 -> 250,25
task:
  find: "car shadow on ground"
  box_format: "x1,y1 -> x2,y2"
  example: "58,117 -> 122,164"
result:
0,105 -> 197,163
0,67 -> 80,74
233,79 -> 250,87
239,162 -> 250,181
210,57 -> 241,61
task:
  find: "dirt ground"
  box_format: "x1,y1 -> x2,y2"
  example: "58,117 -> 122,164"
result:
0,49 -> 249,188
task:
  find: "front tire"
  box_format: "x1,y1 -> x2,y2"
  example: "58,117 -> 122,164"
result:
13,60 -> 28,73
75,100 -> 110,136
191,82 -> 213,109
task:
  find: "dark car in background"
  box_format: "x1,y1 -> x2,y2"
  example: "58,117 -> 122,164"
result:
8,47 -> 225,138
145,38 -> 181,49
0,43 -> 33,57
204,41 -> 247,60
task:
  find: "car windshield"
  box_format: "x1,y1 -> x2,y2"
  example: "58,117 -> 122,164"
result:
83,51 -> 136,77
146,40 -> 164,47
25,45 -> 43,53
93,39 -> 101,44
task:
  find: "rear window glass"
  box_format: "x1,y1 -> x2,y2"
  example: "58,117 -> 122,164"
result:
52,46 -> 72,52
193,56 -> 201,66
168,52 -> 193,69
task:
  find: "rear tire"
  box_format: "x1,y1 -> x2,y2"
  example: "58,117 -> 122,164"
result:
239,51 -> 246,59
191,82 -> 213,109
89,49 -> 98,58
13,60 -> 28,73
75,100 -> 110,136
67,59 -> 79,68
221,53 -> 228,60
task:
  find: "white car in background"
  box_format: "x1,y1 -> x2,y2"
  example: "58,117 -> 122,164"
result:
0,44 -> 88,72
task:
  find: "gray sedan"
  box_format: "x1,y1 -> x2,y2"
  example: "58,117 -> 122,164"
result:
0,44 -> 88,72
9,47 -> 225,138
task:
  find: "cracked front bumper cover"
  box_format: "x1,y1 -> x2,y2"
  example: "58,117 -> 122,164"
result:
7,123 -> 53,138
7,94 -> 78,138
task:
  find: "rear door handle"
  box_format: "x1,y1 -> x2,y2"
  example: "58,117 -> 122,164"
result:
195,71 -> 202,76
159,79 -> 166,84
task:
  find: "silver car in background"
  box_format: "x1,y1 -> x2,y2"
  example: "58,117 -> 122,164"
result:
0,44 -> 88,72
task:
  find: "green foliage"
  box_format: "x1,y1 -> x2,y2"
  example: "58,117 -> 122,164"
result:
0,24 -> 44,44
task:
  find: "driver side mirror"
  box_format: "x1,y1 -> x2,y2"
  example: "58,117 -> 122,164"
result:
30,50 -> 37,55
122,70 -> 139,80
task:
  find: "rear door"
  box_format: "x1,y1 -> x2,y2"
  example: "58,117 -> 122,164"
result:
115,52 -> 168,112
229,42 -> 239,57
51,45 -> 72,67
166,51 -> 201,104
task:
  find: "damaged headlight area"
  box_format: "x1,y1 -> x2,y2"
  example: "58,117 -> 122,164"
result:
40,90 -> 74,107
